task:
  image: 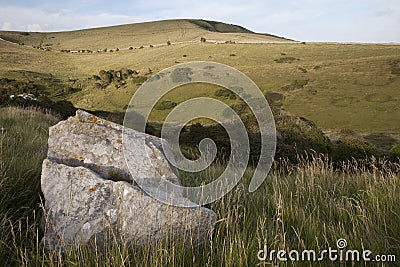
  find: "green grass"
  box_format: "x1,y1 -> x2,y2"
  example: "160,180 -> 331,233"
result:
0,107 -> 59,264
1,107 -> 399,266
1,34 -> 399,133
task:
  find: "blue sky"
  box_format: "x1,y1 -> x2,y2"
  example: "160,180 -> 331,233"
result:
0,0 -> 399,42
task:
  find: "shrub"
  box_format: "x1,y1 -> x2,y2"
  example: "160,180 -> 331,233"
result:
389,144 -> 400,161
275,115 -> 332,161
331,138 -> 377,162
167,41 -> 171,45
200,37 -> 206,42
129,47 -> 134,50
154,100 -> 177,110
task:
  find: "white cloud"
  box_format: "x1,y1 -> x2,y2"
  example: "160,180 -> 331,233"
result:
0,5 -> 144,32
1,22 -> 12,30
0,1 -> 399,42
27,23 -> 42,32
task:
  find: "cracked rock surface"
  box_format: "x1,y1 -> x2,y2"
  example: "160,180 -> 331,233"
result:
41,110 -> 217,251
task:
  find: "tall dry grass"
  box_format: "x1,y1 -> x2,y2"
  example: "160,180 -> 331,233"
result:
0,107 -> 399,266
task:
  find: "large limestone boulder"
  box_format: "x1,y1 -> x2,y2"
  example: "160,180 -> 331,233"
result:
41,110 -> 217,251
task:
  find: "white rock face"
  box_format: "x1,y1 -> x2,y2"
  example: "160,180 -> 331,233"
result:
46,110 -> 180,185
41,110 -> 217,251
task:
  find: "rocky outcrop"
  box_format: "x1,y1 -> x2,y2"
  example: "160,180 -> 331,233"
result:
41,110 -> 216,251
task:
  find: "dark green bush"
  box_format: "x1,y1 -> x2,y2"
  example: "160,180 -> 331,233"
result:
331,138 -> 377,162
154,100 -> 177,110
389,144 -> 400,161
275,115 -> 331,161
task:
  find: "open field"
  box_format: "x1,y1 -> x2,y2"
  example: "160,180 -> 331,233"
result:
0,20 -> 399,134
0,107 -> 399,266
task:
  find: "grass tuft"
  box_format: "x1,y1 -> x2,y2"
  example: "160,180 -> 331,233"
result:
0,107 -> 399,266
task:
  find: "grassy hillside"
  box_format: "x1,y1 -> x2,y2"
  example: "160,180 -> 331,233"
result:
1,36 -> 399,134
0,19 -> 291,52
0,19 -> 399,135
0,107 -> 399,266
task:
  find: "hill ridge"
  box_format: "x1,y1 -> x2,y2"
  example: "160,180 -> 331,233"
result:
0,19 -> 293,52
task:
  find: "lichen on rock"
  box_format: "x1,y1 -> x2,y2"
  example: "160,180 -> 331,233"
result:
41,110 -> 217,251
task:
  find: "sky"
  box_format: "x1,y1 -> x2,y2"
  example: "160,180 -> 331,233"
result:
0,0 -> 399,43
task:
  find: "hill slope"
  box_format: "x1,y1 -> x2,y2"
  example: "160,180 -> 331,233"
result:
0,19 -> 292,52
0,19 -> 399,134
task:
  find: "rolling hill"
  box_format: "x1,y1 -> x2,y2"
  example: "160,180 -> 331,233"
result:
0,19 -> 399,136
0,19 -> 292,52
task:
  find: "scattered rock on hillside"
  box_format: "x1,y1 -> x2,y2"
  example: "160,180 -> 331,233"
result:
41,110 -> 217,251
